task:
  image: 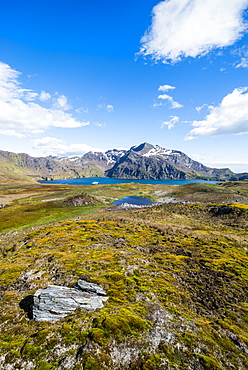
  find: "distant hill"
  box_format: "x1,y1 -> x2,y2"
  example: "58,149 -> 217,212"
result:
0,150 -> 103,182
0,143 -> 247,182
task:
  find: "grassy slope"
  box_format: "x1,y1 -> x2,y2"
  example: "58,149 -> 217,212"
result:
0,159 -> 37,185
0,182 -> 248,369
169,182 -> 248,204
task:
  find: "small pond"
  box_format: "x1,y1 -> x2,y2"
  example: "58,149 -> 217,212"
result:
113,195 -> 154,206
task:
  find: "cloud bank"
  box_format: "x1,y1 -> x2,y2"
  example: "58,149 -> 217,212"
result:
33,137 -> 102,156
186,87 -> 248,139
0,62 -> 89,137
140,0 -> 248,63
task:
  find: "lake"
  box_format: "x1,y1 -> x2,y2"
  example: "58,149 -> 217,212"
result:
39,177 -> 219,186
113,195 -> 154,206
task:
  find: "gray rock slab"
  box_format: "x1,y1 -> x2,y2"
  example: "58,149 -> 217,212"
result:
33,284 -> 108,322
77,279 -> 106,296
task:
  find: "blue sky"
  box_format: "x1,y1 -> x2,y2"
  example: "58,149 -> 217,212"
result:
1,0 -> 248,172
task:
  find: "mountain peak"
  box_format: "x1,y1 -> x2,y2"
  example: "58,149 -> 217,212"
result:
130,142 -> 155,155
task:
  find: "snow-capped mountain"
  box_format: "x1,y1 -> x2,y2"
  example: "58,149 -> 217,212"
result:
105,143 -> 234,180
82,149 -> 126,170
0,143 -> 244,181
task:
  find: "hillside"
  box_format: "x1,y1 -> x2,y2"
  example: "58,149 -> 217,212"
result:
0,181 -> 247,369
0,157 -> 37,185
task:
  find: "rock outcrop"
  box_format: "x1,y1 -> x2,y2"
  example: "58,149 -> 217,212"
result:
63,193 -> 101,207
22,281 -> 108,322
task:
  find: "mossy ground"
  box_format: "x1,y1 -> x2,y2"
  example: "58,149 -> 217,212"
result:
0,182 -> 248,369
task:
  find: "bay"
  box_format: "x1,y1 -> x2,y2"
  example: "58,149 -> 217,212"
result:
39,177 -> 219,186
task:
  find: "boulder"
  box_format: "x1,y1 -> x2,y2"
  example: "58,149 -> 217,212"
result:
22,280 -> 108,322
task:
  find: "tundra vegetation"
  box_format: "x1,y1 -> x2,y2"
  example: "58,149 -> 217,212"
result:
0,181 -> 248,369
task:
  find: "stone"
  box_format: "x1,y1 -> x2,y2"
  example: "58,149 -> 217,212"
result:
28,281 -> 108,322
76,279 -> 106,296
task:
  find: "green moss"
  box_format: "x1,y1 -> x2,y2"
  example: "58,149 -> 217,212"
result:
37,362 -> 56,370
104,272 -> 125,281
21,342 -> 39,358
142,354 -> 163,370
89,311 -> 150,343
196,354 -> 222,369
83,357 -> 101,370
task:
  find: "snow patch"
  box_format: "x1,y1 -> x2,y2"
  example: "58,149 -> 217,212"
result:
143,146 -> 173,157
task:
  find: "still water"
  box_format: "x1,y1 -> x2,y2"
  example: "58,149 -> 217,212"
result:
113,195 -> 154,206
39,177 -> 219,186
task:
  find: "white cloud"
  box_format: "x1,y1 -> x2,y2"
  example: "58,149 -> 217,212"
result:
39,90 -> 51,101
235,57 -> 248,68
0,129 -> 25,138
106,104 -> 114,112
0,62 -> 35,101
0,62 -> 89,137
25,92 -> 39,101
154,84 -> 183,108
76,107 -> 89,114
196,103 -> 209,112
233,46 -> 248,67
97,103 -> 114,112
161,115 -> 179,129
140,0 -> 248,63
53,94 -> 72,111
186,87 -> 248,139
158,84 -> 175,92
33,137 -> 102,156
93,122 -> 106,127
155,93 -> 183,109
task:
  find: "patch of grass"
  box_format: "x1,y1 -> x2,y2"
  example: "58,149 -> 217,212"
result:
0,201 -> 104,233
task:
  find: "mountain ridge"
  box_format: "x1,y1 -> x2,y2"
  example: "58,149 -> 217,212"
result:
0,143 -> 247,182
